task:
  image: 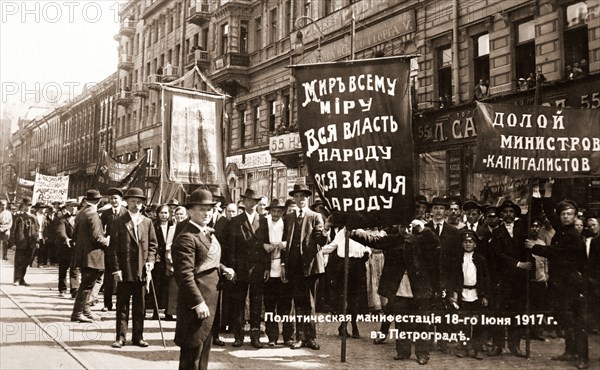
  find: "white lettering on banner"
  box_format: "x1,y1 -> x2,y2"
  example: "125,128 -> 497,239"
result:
314,170 -> 406,194
329,195 -> 394,212
343,116 -> 398,139
500,135 -> 600,151
304,124 -> 338,158
483,155 -> 591,172
301,74 -> 398,108
317,146 -> 392,162
319,97 -> 373,115
492,112 -> 566,130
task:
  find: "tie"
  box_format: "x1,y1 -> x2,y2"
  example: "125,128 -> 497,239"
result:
470,223 -> 475,231
297,210 -> 303,225
114,209 -> 118,216
435,223 -> 441,236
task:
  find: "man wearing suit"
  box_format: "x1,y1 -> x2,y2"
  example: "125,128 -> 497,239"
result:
100,187 -> 127,312
226,188 -> 270,348
10,197 -> 38,286
108,187 -> 158,348
583,218 -> 599,335
461,201 -> 490,260
71,190 -> 109,323
172,189 -> 235,370
489,200 -> 531,357
281,184 -> 328,350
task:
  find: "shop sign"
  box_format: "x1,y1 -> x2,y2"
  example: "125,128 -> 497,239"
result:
270,132 -> 302,155
226,150 -> 272,170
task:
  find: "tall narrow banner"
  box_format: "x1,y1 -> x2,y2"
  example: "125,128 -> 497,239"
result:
293,57 -> 415,226
32,173 -> 69,204
164,88 -> 225,185
94,151 -> 147,193
475,102 -> 600,177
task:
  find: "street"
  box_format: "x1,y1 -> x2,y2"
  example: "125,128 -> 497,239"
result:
0,248 -> 598,370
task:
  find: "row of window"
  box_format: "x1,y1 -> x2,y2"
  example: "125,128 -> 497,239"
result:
234,94 -> 290,150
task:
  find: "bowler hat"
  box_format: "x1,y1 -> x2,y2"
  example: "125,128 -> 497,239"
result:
555,200 -> 578,216
185,189 -> 217,208
289,184 -> 312,197
446,196 -> 462,208
430,197 -> 449,209
266,198 -> 286,210
85,189 -> 103,201
463,200 -> 482,212
498,200 -> 522,217
211,187 -> 224,201
241,188 -> 262,200
123,188 -> 147,201
32,202 -> 48,209
107,187 -> 124,197
415,195 -> 429,205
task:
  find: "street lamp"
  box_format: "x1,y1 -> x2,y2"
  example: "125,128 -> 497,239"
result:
293,16 -> 325,62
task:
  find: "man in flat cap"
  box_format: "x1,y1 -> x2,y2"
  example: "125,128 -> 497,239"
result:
525,181 -> 588,369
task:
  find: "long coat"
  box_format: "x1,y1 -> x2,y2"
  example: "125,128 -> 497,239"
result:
73,204 -> 108,270
426,221 -> 460,293
450,252 -> 491,300
107,213 -> 157,281
172,222 -> 222,348
225,212 -> 270,282
353,229 -> 438,300
281,209 -> 327,277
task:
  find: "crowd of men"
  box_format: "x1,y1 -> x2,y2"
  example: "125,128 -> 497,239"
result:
0,179 -> 598,370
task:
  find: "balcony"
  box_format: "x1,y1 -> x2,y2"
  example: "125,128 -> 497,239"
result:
147,75 -> 162,90
116,89 -> 134,107
187,1 -> 211,26
161,65 -> 180,83
210,52 -> 250,95
141,0 -> 163,19
185,49 -> 210,69
119,20 -> 135,38
118,54 -> 134,71
132,82 -> 148,98
146,166 -> 160,178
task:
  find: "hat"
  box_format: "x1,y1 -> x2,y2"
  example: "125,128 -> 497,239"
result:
266,198 -> 286,210
284,199 -> 295,208
555,200 -> 578,216
211,187 -> 224,201
446,196 -> 462,208
241,188 -> 262,200
32,202 -> 48,209
460,229 -> 478,243
289,184 -> 312,197
51,200 -> 62,205
430,197 -> 449,209
463,200 -> 482,212
311,199 -> 324,210
107,187 -> 124,197
482,205 -> 498,216
167,199 -> 180,206
185,189 -> 217,208
498,200 -> 522,217
123,188 -> 147,201
85,189 -> 103,201
65,198 -> 78,206
20,197 -> 32,206
415,195 -> 429,205
145,203 -> 160,212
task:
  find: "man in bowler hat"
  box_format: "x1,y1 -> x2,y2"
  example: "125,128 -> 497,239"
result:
71,190 -> 109,322
172,189 -> 235,370
108,187 -> 158,348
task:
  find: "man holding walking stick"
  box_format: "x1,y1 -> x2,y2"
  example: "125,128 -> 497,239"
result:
108,187 -> 157,348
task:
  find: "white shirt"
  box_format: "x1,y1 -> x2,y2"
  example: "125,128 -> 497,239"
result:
267,218 -> 284,277
396,272 -> 413,298
461,252 -> 478,302
127,211 -> 143,240
504,222 -> 514,238
36,213 -> 45,240
322,228 -> 370,258
245,210 -> 256,226
189,220 -> 221,272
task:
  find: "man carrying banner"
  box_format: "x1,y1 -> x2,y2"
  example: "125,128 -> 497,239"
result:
281,184 -> 328,350
525,181 -> 589,369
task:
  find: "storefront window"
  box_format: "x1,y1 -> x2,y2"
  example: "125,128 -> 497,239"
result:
418,151 -> 447,198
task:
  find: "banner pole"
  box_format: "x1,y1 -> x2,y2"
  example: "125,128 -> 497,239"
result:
158,87 -> 165,204
341,226 -> 350,362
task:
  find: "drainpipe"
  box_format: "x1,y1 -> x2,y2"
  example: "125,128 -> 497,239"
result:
452,0 -> 460,104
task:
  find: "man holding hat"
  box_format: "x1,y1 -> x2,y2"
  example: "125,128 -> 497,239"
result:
172,188 -> 235,370
71,190 -> 109,322
281,184 -> 328,350
100,187 -> 127,312
108,187 -> 158,348
226,188 -> 270,348
10,197 -> 38,286
525,181 -> 589,369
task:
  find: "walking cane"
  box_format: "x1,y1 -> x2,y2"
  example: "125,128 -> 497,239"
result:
148,275 -> 167,348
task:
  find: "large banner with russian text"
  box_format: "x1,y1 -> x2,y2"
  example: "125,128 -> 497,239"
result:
93,151 -> 147,193
164,88 -> 225,185
293,57 -> 415,227
474,102 -> 600,177
32,173 -> 69,204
